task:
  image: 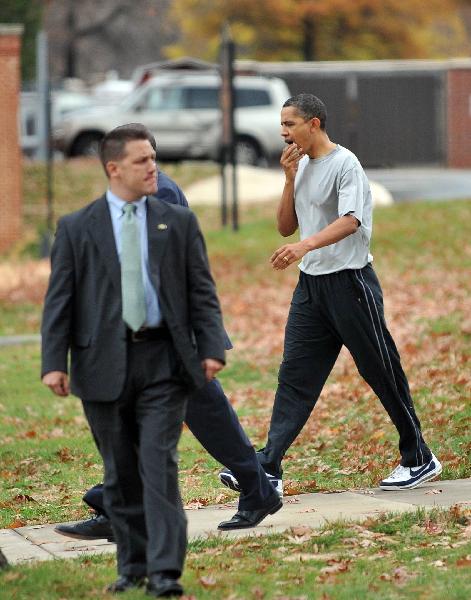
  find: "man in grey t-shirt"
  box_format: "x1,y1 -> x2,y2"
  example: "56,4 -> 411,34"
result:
219,93 -> 441,494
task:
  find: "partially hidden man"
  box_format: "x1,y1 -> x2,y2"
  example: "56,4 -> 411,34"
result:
41,123 -> 226,597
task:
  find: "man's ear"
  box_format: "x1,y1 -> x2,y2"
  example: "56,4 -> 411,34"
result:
106,160 -> 118,179
310,117 -> 321,131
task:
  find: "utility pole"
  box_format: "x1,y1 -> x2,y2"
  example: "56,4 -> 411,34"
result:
36,30 -> 54,256
219,23 -> 238,230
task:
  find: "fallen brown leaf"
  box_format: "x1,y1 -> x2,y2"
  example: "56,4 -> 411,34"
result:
213,493 -> 228,503
184,500 -> 207,510
49,427 -> 65,438
287,534 -> 313,544
367,551 -> 392,560
199,575 -> 217,588
430,559 -> 447,568
2,572 -> 24,582
7,518 -> 26,528
424,521 -> 445,535
456,555 -> 471,567
56,447 -> 74,462
320,560 -> 350,575
289,526 -> 313,537
461,525 -> 471,538
342,537 -> 360,546
392,566 -> 417,584
284,552 -> 338,563
16,493 -> 36,502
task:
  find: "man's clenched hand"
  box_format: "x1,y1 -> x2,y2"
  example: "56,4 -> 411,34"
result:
42,371 -> 70,396
202,359 -> 224,382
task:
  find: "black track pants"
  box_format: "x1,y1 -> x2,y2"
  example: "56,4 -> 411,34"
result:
259,264 -> 432,478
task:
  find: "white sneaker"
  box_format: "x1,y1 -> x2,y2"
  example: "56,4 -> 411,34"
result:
380,453 -> 442,490
266,473 -> 283,498
219,468 -> 283,498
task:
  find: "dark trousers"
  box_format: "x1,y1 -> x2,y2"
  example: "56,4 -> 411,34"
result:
258,264 -> 432,479
82,338 -> 188,578
84,377 -> 276,517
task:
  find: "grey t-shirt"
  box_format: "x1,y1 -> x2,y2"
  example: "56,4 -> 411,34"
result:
294,144 -> 373,276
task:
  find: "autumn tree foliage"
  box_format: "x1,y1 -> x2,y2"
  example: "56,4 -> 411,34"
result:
165,0 -> 471,61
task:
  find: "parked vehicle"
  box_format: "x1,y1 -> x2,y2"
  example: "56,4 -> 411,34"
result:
20,90 -> 96,158
52,73 -> 291,164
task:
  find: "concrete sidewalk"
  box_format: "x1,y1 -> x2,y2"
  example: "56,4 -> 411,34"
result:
183,165 -> 471,206
183,165 -> 393,207
2,479 -> 469,566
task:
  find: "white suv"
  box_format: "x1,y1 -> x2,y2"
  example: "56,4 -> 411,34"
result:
52,73 -> 290,164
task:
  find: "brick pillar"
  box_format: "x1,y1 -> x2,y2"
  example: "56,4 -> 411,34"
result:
447,68 -> 471,168
0,25 -> 23,252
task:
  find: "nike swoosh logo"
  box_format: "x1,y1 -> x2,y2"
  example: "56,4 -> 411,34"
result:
410,461 -> 433,478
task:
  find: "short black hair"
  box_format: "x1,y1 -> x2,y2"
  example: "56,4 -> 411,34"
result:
283,94 -> 327,130
99,123 -> 157,175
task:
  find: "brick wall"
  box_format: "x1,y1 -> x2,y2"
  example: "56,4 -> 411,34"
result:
0,25 -> 23,253
447,68 -> 471,168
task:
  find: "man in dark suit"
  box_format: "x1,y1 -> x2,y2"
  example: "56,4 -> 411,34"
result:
41,123 -> 227,597
54,168 -> 282,542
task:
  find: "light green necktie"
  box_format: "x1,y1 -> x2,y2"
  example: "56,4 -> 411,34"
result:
121,203 -> 146,332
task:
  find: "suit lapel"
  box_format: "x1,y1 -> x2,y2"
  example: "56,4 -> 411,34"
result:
87,195 -> 121,294
146,197 -> 170,288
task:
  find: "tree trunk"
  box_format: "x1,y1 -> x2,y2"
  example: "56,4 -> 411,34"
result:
64,6 -> 77,78
302,15 -> 316,61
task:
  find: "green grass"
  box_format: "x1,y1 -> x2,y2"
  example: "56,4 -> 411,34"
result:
0,344 -> 233,525
0,304 -> 41,336
0,162 -> 470,595
1,508 -> 470,599
1,198 -> 470,524
369,200 -> 471,273
20,159 -> 218,252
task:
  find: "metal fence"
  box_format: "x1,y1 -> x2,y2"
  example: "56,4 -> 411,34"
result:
246,58 -> 469,168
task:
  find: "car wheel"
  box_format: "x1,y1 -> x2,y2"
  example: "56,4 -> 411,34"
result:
71,132 -> 104,157
235,138 -> 261,166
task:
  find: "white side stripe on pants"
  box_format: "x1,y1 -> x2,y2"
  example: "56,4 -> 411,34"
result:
355,270 -> 423,466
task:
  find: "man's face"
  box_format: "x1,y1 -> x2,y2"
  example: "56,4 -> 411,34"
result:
107,139 -> 157,199
280,106 -> 315,149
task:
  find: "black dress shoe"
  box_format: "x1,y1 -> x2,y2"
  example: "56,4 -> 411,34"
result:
54,514 -> 115,542
106,575 -> 146,593
146,573 -> 184,597
217,497 -> 283,530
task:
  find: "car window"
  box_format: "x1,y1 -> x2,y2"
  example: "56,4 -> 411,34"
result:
150,87 -> 182,110
129,82 -> 273,111
235,89 -> 270,107
183,87 -> 271,109
139,87 -> 183,111
183,87 -> 219,109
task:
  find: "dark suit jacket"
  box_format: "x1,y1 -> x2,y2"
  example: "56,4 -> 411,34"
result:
154,170 -> 233,351
41,195 -> 226,401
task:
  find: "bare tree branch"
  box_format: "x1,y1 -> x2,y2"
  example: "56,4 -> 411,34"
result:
73,2 -> 132,39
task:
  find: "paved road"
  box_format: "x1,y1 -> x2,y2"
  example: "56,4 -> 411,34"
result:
365,167 -> 471,202
0,334 -> 40,347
